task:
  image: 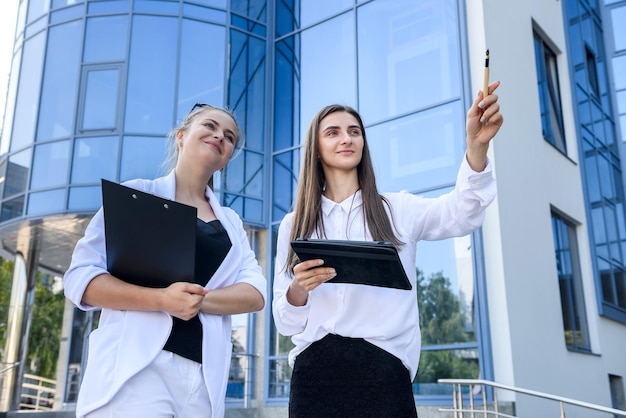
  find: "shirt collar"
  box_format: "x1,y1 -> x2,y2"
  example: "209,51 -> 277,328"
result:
321,189 -> 363,216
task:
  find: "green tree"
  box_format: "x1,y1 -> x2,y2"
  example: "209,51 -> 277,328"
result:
0,258 -> 64,379
415,268 -> 479,384
0,258 -> 14,352
29,275 -> 65,378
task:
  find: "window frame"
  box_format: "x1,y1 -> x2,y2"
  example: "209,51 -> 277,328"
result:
533,29 -> 567,154
551,209 -> 591,353
76,63 -> 124,136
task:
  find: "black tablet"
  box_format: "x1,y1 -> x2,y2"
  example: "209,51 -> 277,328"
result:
290,238 -> 412,290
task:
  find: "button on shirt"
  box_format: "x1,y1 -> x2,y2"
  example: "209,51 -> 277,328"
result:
272,156 -> 496,380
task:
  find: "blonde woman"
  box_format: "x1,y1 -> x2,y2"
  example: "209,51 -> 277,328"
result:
65,104 -> 266,418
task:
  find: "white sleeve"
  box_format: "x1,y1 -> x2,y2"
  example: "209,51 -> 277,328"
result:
271,214 -> 311,336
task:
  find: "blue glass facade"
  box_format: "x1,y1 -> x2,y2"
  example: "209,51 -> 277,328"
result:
565,0 -> 626,322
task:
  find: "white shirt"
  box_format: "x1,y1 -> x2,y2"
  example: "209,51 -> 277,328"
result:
272,156 -> 496,380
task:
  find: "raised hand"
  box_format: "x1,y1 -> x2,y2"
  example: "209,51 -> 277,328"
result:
465,80 -> 504,171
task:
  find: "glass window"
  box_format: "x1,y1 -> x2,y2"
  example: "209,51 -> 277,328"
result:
1,196 -> 25,222
272,150 -> 299,222
609,374 -> 626,411
225,27 -> 266,226
124,16 -> 177,135
191,0 -> 227,8
268,224 -> 293,400
30,140 -> 71,190
11,31 -> 46,152
228,313 -> 249,401
87,0 -> 129,14
64,309 -> 100,403
275,0 -> 298,37
416,234 -> 476,343
416,232 -> 479,392
177,20 -> 225,122
367,102 -> 464,193
84,15 -> 128,63
50,4 -> 84,24
81,67 -> 121,131
27,189 -> 66,214
133,0 -> 179,14
1,46 -> 23,155
613,55 -> 626,90
551,212 -> 591,351
585,45 -> 600,96
568,0 -> 626,320
611,6 -> 626,51
617,90 -> 626,113
228,30 -> 266,152
299,13 -> 356,139
225,150 -> 263,197
358,0 -> 461,123
4,150 -> 32,198
37,21 -> 82,142
25,13 -> 48,39
0,160 -> 6,200
231,0 -> 265,21
27,0 -> 50,23
71,136 -> 119,183
15,1 -> 28,39
534,31 -> 567,153
182,4 -> 226,23
273,35 -> 301,152
224,194 -> 263,224
68,186 -> 102,210
120,136 -> 166,181
52,0 -> 85,8
300,0 -> 352,27
268,357 -> 292,398
231,14 -> 265,37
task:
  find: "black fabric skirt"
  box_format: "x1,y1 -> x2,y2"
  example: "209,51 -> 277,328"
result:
289,334 -> 418,418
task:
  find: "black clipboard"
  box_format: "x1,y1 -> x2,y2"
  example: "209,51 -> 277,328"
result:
101,179 -> 197,288
290,238 -> 412,290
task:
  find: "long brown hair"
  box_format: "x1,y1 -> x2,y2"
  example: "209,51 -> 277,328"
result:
287,104 -> 402,272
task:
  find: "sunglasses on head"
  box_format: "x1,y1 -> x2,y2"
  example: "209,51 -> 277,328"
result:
189,103 -> 215,114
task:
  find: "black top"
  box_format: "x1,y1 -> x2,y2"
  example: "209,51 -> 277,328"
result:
163,219 -> 231,363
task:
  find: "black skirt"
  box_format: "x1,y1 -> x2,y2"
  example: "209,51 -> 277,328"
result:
289,334 -> 418,418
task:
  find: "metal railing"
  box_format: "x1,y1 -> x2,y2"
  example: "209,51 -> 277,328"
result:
438,378 -> 626,417
19,373 -> 56,411
0,361 -> 20,375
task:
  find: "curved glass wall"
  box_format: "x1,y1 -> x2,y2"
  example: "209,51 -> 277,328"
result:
0,0 -> 267,408
0,0 -> 265,227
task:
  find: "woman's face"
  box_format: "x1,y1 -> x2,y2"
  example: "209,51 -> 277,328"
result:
317,111 -> 364,173
177,108 -> 238,171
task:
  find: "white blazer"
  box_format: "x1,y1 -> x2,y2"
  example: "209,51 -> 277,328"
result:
64,171 -> 267,418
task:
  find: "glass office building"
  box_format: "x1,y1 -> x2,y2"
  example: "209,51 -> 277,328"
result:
1,0 -> 626,415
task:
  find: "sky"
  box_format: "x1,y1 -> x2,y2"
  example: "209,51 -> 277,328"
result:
0,2 -> 19,134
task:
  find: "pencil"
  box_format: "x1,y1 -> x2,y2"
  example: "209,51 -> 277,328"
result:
483,49 -> 490,98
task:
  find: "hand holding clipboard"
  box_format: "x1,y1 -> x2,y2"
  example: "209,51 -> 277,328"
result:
102,179 -> 197,288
